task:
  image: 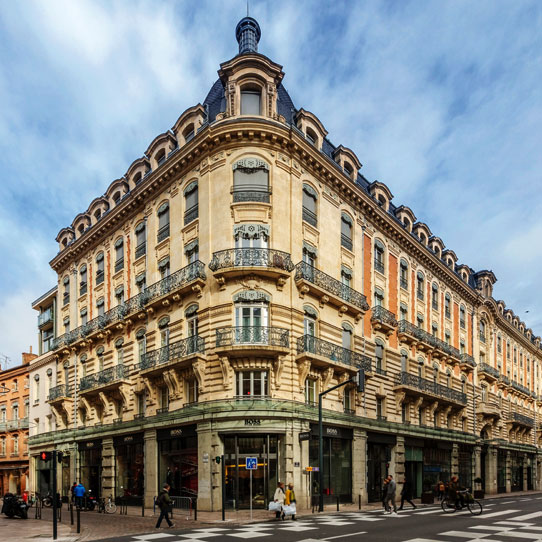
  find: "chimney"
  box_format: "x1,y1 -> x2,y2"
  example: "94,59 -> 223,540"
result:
22,350 -> 38,365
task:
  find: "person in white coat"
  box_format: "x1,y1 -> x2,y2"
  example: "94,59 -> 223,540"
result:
273,482 -> 285,519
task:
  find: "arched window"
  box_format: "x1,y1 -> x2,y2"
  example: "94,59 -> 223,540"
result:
306,127 -> 318,146
115,338 -> 124,365
133,171 -> 142,186
156,148 -> 166,166
303,306 -> 317,337
446,370 -> 452,388
479,320 -> 486,343
136,328 -> 146,364
158,316 -> 170,347
183,123 -> 195,143
240,86 -> 261,115
234,290 -> 270,344
416,313 -> 424,329
343,161 -> 353,179
433,365 -> 439,384
374,287 -> 384,307
184,181 -> 198,225
135,222 -> 146,259
80,307 -> 88,326
96,252 -> 104,285
96,297 -> 105,317
417,357 -> 424,378
431,283 -> 439,310
416,272 -> 425,301
342,322 -> 353,353
79,265 -> 87,296
460,305 -> 466,329
233,158 -> 270,203
432,322 -> 438,337
114,238 -> 124,273
157,202 -> 170,242
497,334 -> 502,353
341,213 -> 353,251
375,340 -> 385,373
302,184 -> 318,227
400,350 -> 408,372
62,275 -> 70,306
400,259 -> 408,289
96,346 -> 105,372
400,302 -> 408,321
445,293 -> 451,319
507,341 -> 510,360
186,304 -> 199,354
374,240 -> 385,274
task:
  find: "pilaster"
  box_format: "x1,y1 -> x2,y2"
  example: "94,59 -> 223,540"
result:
144,429 -> 157,508
505,451 -> 511,493
451,443 -> 459,478
101,437 -> 115,497
353,429 -> 368,504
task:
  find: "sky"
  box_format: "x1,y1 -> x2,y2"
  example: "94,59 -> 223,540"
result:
0,0 -> 541,368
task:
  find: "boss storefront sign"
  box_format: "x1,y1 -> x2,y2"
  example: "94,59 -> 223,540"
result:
309,425 -> 353,440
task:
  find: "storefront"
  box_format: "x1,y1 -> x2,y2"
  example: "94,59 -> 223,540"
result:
510,452 -> 523,491
61,453 -> 71,500
458,444 -> 473,490
223,433 -> 279,509
78,440 -> 102,498
158,425 -> 198,499
497,449 -> 507,493
114,433 -> 144,502
422,441 -> 451,492
405,439 -> 424,499
367,432 -> 395,502
309,425 -> 352,504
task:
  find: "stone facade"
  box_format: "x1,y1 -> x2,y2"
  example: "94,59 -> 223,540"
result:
28,17 -> 542,509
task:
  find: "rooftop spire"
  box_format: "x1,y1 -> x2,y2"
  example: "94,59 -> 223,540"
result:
235,16 -> 261,54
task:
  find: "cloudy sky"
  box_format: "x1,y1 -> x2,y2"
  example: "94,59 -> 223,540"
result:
0,0 -> 541,368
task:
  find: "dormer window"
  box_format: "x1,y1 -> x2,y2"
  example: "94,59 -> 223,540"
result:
343,162 -> 353,179
241,88 -> 261,115
183,124 -> 195,143
306,127 -> 317,146
156,149 -> 166,166
134,172 -> 142,185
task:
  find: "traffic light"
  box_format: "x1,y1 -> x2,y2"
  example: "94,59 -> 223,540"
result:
215,456 -> 221,464
57,451 -> 64,463
356,369 -> 365,393
40,451 -> 52,461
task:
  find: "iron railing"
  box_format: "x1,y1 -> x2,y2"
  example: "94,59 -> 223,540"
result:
478,363 -> 500,379
296,335 -> 372,371
499,375 -> 511,386
79,364 -> 127,392
417,289 -> 424,301
96,270 -> 104,285
371,306 -> 398,328
184,206 -> 198,225
397,320 -> 460,359
395,371 -> 467,404
139,336 -> 205,371
374,260 -> 385,274
512,412 -> 534,426
114,258 -> 124,273
157,224 -> 170,243
232,188 -> 270,203
460,353 -> 476,368
216,327 -> 289,349
511,381 -> 531,396
341,234 -> 353,251
48,384 -> 71,401
52,261 -> 206,350
400,278 -> 408,290
295,262 -> 370,311
208,248 -> 294,273
135,242 -> 146,259
302,208 -> 317,227
80,281 -> 87,295
38,309 -> 54,327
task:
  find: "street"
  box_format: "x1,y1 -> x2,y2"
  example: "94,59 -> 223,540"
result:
92,494 -> 542,542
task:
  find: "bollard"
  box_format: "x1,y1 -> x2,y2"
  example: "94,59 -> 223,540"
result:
76,507 -> 81,534
194,499 -> 197,521
70,503 -> 74,525
336,496 -> 340,512
142,496 -> 145,517
359,494 -> 362,510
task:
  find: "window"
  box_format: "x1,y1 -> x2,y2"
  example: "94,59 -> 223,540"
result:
376,398 -> 384,419
187,379 -> 198,403
157,202 -> 170,242
400,303 -> 408,321
96,252 -> 104,285
185,240 -> 199,264
0,437 -> 5,456
302,184 -> 318,227
156,149 -> 166,166
158,257 -> 170,279
240,89 -> 261,115
416,272 -> 425,301
374,240 -> 385,273
342,323 -> 353,351
33,376 -> 40,404
460,306 -> 466,329
236,371 -> 268,397
417,313 -> 424,329
62,276 -> 69,306
375,342 -> 384,374
0,408 -> 5,423
400,259 -> 408,289
304,307 -> 317,337
63,317 -> 70,333
432,283 -> 439,310
80,308 -> 88,326
137,393 -> 146,416
13,380 -> 18,392
183,124 -> 195,143
341,266 -> 352,289
432,322 -> 438,337
305,127 -> 317,146
13,435 -> 19,454
80,265 -> 87,295
445,294 -> 451,318
97,298 -> 105,317
497,335 -> 502,353
235,303 -> 268,343
445,330 -> 451,344
303,244 -> 317,268
136,329 -> 146,363
341,213 -> 353,251
136,273 -> 146,293
481,385 -> 487,403
374,288 -> 384,307
460,340 -> 465,354
114,238 -> 124,272
184,182 -> 198,225
343,388 -> 352,413
186,303 -> 199,339
234,224 -> 268,251
507,341 -> 510,360
135,222 -> 146,259
479,320 -> 486,343
12,404 -> 19,420
402,403 -> 408,423
233,158 -> 270,203
159,387 -> 169,411
116,339 -> 124,365
97,347 -> 104,372
115,286 -> 124,305
401,351 -> 408,371
159,317 -> 170,347
305,379 -> 317,405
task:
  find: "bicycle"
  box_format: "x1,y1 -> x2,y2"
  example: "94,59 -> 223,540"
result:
98,495 -> 117,514
441,489 -> 482,515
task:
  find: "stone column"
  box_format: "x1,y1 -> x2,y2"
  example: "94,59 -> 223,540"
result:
352,429 -> 367,504
451,443 -> 459,478
486,446 -> 497,495
69,442 -> 78,487
144,429 -> 157,508
101,437 -> 115,497
523,455 -> 529,491
197,421 -> 220,512
505,451 -> 511,493
393,436 -> 405,491
537,453 -> 542,491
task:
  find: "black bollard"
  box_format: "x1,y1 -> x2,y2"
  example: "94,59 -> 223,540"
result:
76,507 -> 81,534
142,496 -> 145,517
359,494 -> 362,510
194,499 -> 197,521
336,496 -> 340,511
70,503 -> 74,525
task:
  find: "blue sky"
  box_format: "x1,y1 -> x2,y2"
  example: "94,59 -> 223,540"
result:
0,0 -> 541,367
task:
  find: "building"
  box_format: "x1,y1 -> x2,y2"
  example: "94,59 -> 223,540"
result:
28,16 -> 542,510
0,350 -> 35,495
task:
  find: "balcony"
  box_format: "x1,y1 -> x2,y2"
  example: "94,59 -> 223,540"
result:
477,401 -> 501,420
459,353 -> 476,372
510,412 -> 534,427
135,242 -> 146,259
139,336 -> 205,376
7,418 -> 29,431
208,248 -> 294,284
397,321 -> 460,361
511,381 -> 531,396
232,187 -> 270,203
215,326 -> 289,357
294,262 -> 369,319
370,306 -> 398,335
52,261 -> 206,351
477,362 -> 500,383
394,371 -> 467,406
79,364 -> 129,395
38,308 -> 54,329
48,384 -> 71,402
302,208 -> 317,227
296,335 -> 372,374
498,375 -> 511,389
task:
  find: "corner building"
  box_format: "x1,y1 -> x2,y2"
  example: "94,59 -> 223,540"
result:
29,17 -> 542,509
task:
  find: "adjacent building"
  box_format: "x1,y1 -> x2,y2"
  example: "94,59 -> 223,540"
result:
28,17 -> 542,510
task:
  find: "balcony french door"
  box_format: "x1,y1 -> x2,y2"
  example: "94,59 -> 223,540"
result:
235,305 -> 268,344
234,234 -> 268,267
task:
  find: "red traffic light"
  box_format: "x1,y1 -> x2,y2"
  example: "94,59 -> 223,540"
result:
40,451 -> 52,461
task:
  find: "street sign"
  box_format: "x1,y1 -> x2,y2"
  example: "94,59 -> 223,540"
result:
246,457 -> 257,470
299,431 -> 311,441
305,466 -> 319,472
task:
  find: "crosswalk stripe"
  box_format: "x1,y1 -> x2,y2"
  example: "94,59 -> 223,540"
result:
511,512 -> 542,521
416,508 -> 446,515
478,509 -> 521,518
438,530 -> 491,538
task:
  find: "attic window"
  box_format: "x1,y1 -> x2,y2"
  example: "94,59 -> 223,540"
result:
343,162 -> 353,178
78,224 -> 84,235
113,191 -> 121,205
183,124 -> 195,143
156,149 -> 166,165
134,172 -> 142,185
402,217 -> 410,229
241,88 -> 261,115
377,194 -> 387,207
94,209 -> 101,221
447,258 -> 453,268
419,233 -> 427,245
306,128 -> 317,146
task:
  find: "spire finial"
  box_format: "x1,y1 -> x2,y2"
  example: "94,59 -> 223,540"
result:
247,0 -> 249,17
235,16 -> 261,54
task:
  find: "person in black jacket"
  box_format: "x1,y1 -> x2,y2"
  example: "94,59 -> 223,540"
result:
155,483 -> 174,529
399,478 -> 417,510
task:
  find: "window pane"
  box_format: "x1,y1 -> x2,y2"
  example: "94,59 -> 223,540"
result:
241,91 -> 261,115
303,191 -> 316,213
186,187 -> 198,210
341,219 -> 351,238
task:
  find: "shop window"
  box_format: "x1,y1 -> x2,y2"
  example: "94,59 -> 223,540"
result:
96,252 -> 104,285
302,184 -> 318,227
157,202 -> 170,242
340,213 -> 353,251
233,158 -> 270,203
115,438 -> 144,499
184,182 -> 198,225
80,265 -> 87,295
114,238 -> 124,272
241,88 -> 261,115
135,222 -> 146,259
235,370 -> 268,397
374,240 -> 385,274
305,378 -> 317,405
400,259 -> 408,289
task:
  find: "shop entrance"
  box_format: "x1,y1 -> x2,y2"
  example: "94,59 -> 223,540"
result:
497,449 -> 506,493
224,434 -> 278,509
405,445 -> 423,498
115,433 -> 145,502
78,441 -> 102,498
511,452 -> 523,491
423,442 -> 451,493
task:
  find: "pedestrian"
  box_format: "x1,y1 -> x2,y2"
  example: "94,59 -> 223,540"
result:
381,478 -> 389,513
385,475 -> 397,515
273,482 -> 285,520
285,482 -> 297,521
399,478 -> 416,510
70,482 -> 77,504
73,482 -> 86,510
155,483 -> 174,529
437,480 -> 445,501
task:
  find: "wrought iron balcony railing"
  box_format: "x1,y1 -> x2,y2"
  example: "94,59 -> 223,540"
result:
296,335 -> 372,371
208,248 -> 294,273
511,412 -> 534,426
232,187 -> 270,203
38,309 -> 54,328
341,234 -> 353,251
499,375 -> 511,386
48,384 -> 71,401
302,208 -> 317,227
139,336 -> 205,371
216,327 -> 289,349
460,353 -> 476,368
395,371 -> 467,405
52,261 -> 206,350
371,306 -> 398,328
135,242 -> 146,259
184,206 -> 198,225
114,258 -> 124,273
397,320 -> 460,359
79,364 -> 127,392
511,381 -> 531,396
157,224 -> 170,243
295,262 -> 370,312
478,362 -> 500,379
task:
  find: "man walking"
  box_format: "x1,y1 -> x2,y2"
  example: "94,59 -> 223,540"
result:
73,482 -> 86,509
155,483 -> 174,529
385,475 -> 397,515
399,478 -> 416,510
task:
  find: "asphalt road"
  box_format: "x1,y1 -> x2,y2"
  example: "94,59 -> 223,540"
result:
94,494 -> 542,542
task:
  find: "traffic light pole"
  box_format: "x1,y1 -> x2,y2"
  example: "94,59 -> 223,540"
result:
52,450 -> 58,540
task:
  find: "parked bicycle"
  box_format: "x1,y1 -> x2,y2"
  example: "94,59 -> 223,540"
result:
441,489 -> 482,515
98,495 -> 117,514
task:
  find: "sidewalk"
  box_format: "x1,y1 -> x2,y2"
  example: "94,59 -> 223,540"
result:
14,490 -> 542,542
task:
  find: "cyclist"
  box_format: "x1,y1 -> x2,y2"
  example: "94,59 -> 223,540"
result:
448,476 -> 465,509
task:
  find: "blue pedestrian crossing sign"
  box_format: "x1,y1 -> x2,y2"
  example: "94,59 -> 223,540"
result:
246,457 -> 257,470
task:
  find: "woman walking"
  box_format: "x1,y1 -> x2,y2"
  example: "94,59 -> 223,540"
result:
285,483 -> 297,520
273,482 -> 285,519
399,478 -> 417,510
